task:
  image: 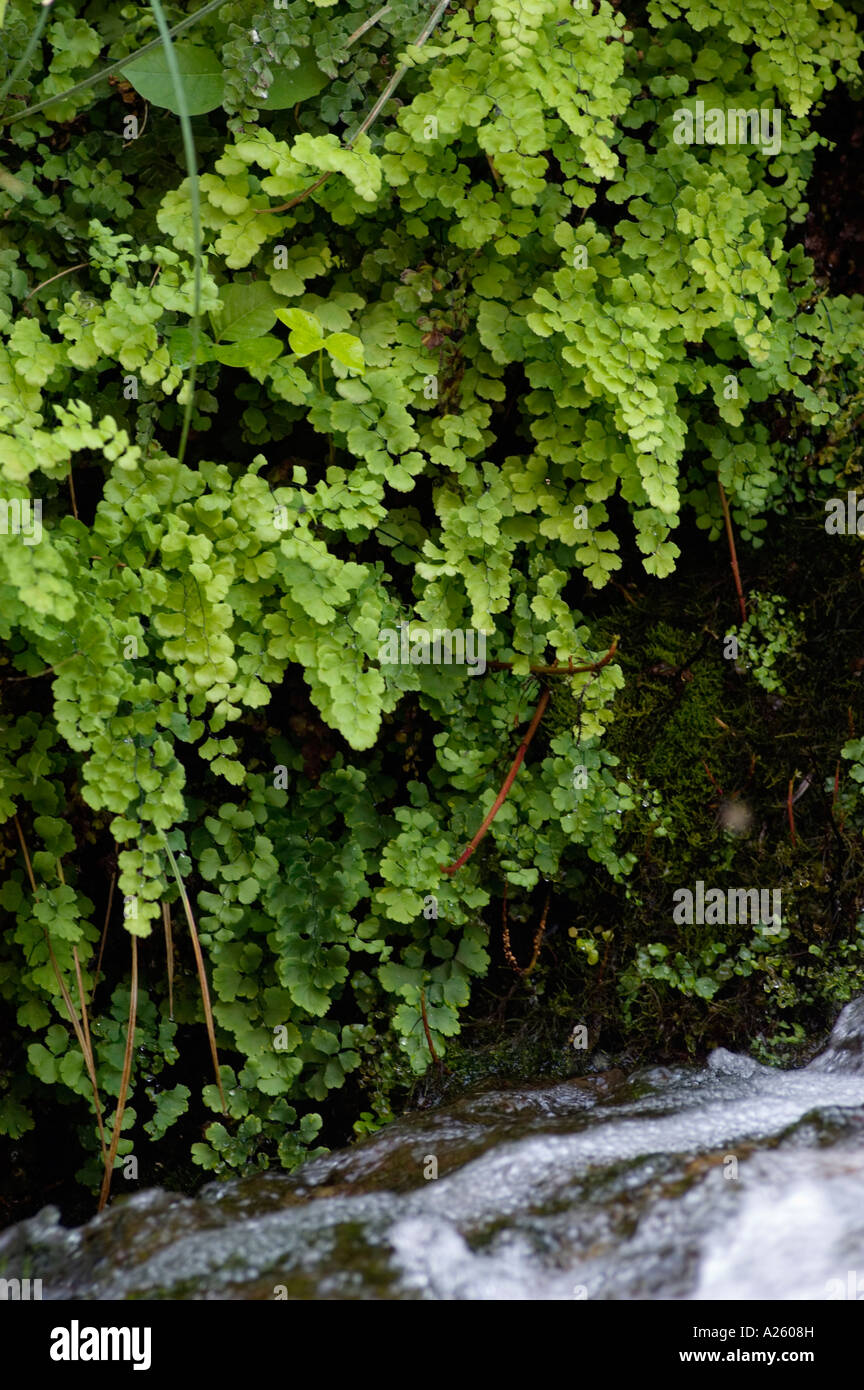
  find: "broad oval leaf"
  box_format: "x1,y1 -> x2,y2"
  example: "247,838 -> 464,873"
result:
211,336 -> 283,368
324,332 -> 365,373
210,282 -> 283,343
257,58 -> 329,110
120,43 -> 225,117
164,326 -> 213,368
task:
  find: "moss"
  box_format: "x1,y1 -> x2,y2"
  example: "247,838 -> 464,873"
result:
448,514 -> 864,1076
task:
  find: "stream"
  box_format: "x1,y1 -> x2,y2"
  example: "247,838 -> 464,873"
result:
3,999 -> 864,1300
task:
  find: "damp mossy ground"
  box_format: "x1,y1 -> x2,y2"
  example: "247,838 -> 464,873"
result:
436,512 -> 864,1091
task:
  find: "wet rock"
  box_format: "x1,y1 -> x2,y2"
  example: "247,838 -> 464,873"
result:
807,998 -> 864,1073
2,1003 -> 863,1300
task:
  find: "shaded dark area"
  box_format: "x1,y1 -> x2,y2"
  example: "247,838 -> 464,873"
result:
805,87 -> 864,296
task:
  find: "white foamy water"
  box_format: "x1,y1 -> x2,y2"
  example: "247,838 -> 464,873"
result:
2,1000 -> 863,1300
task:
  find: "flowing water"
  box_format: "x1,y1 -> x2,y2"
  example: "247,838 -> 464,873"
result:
3,1000 -> 864,1300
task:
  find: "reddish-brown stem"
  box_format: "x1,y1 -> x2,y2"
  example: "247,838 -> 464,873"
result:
419,988 -> 439,1064
14,817 -> 109,1169
440,640 -> 618,876
71,944 -> 109,1168
703,760 -> 724,797
98,934 -> 137,1213
486,637 -> 618,678
787,777 -> 797,846
717,481 -> 746,624
0,649 -> 85,682
609,579 -> 637,605
22,262 -> 88,304
164,842 -> 226,1114
262,169 -> 332,217
441,688 -> 551,875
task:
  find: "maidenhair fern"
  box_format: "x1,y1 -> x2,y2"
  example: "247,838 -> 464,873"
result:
1,0 -> 863,1184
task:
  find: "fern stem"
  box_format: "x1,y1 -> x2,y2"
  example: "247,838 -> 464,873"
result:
718,480 -> 747,624
97,935 -> 137,1212
161,837 -> 226,1114
441,687 -> 551,876
487,637 -> 619,677
419,988 -> 439,1063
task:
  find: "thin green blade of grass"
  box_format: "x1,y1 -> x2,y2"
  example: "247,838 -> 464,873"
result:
146,0 -> 201,476
3,0 -> 382,130
0,0 -> 55,111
